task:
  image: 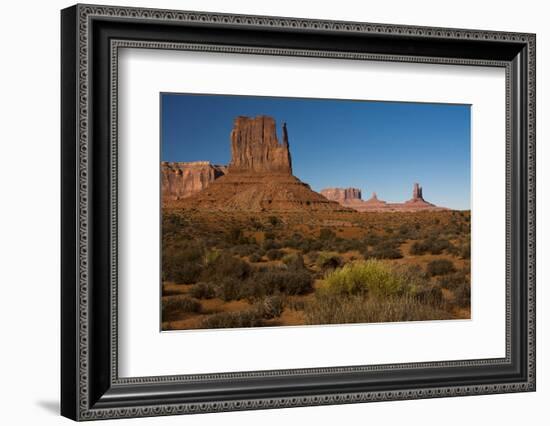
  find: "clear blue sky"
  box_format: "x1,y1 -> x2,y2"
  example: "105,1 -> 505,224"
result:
161,93 -> 471,210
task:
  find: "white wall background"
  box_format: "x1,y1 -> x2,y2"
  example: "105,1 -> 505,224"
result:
0,0 -> 546,424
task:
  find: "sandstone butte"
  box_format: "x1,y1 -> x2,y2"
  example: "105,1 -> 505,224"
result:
163,115 -> 347,212
321,183 -> 449,212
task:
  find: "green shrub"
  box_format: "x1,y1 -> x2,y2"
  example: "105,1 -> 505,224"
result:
319,228 -> 336,240
266,249 -> 284,260
268,216 -> 280,226
253,267 -> 314,296
264,231 -> 276,241
162,296 -> 201,320
399,224 -> 411,236
256,295 -> 285,319
249,218 -> 263,230
316,251 -> 342,271
162,259 -> 202,284
214,277 -> 243,302
426,259 -> 455,276
306,251 -> 319,264
203,250 -> 220,266
162,241 -> 205,283
199,310 -> 264,329
368,242 -> 403,259
461,244 -> 471,259
200,252 -> 250,281
227,226 -> 249,244
445,243 -> 461,256
321,260 -> 405,298
312,239 -> 324,251
283,270 -> 314,295
162,214 -> 187,237
282,253 -> 305,270
436,271 -> 469,290
263,239 -> 282,250
188,282 -> 217,299
329,238 -> 365,253
453,282 -> 471,308
282,233 -> 304,249
230,244 -> 259,257
249,253 -> 263,263
410,238 -> 451,255
364,234 -> 381,246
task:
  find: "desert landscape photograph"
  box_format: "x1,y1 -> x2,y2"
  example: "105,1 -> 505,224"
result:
160,94 -> 471,331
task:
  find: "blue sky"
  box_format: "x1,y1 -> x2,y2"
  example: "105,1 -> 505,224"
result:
161,93 -> 471,210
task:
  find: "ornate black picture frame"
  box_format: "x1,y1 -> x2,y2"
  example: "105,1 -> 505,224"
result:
61,4 -> 536,421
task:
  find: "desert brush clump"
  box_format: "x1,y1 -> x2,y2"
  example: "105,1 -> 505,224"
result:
255,295 -> 285,319
436,270 -> 469,290
248,253 -> 263,263
162,295 -> 201,320
426,259 -> 456,276
266,248 -> 284,260
282,252 -> 305,270
316,251 -> 343,271
199,310 -> 264,329
213,277 -> 244,302
302,260 -> 454,324
410,237 -> 453,255
365,241 -> 403,259
188,282 -> 217,299
452,282 -> 471,307
162,240 -> 205,284
320,260 -> 406,298
200,251 -> 250,281
252,266 -> 314,296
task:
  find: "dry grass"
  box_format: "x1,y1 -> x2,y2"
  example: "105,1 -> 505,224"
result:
304,294 -> 452,325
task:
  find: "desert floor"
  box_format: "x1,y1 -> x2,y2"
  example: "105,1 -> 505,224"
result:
161,209 -> 471,330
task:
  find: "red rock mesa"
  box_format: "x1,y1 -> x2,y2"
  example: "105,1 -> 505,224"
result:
320,188 -> 362,204
166,116 -> 347,212
161,161 -> 227,200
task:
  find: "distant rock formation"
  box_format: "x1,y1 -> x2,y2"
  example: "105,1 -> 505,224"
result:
161,161 -> 227,200
229,116 -> 292,174
361,192 -> 390,210
402,182 -> 438,209
320,187 -> 362,204
321,183 -> 448,212
166,116 -> 347,212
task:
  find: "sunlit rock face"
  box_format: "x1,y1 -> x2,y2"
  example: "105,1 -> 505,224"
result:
161,161 -> 227,201
228,116 -> 292,175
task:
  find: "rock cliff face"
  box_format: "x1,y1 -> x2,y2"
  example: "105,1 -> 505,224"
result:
229,116 -> 292,174
161,161 -> 227,200
321,184 -> 448,212
167,116 -> 346,212
320,188 -> 362,204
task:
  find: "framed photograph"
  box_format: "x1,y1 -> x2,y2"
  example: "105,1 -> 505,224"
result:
61,4 -> 536,421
